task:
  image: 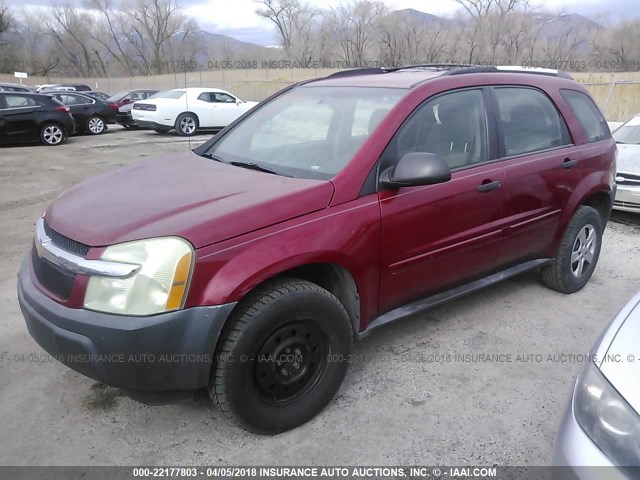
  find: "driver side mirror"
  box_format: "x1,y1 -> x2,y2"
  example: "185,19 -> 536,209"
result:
380,152 -> 451,189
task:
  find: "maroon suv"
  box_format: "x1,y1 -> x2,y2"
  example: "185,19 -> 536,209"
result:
17,66 -> 616,434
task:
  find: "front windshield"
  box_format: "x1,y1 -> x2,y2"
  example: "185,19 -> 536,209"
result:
614,116 -> 640,145
205,86 -> 405,180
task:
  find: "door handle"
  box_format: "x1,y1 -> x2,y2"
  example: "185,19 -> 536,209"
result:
476,180 -> 502,193
561,158 -> 578,169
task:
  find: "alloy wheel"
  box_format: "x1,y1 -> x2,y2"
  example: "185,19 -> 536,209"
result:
571,224 -> 596,278
180,116 -> 196,135
88,117 -> 105,134
43,125 -> 63,145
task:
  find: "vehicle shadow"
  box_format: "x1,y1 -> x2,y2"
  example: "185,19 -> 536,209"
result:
610,210 -> 640,227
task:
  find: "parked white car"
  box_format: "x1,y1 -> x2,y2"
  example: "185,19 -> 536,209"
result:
612,114 -> 640,213
131,88 -> 258,136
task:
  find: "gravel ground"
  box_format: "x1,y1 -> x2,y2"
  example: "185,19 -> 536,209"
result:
0,127 -> 639,466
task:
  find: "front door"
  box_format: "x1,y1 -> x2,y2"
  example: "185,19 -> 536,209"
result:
378,88 -> 506,313
1,93 -> 41,142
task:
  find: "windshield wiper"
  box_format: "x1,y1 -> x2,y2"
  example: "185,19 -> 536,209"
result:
229,161 -> 284,176
199,152 -> 288,176
199,152 -> 226,162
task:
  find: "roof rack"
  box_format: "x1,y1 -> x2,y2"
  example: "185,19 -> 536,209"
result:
444,65 -> 573,79
325,64 -> 477,79
324,64 -> 574,81
387,63 -> 479,71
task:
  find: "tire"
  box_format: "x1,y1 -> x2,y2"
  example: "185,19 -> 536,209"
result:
541,205 -> 603,294
210,278 -> 353,434
86,115 -> 106,135
175,113 -> 198,136
40,123 -> 65,146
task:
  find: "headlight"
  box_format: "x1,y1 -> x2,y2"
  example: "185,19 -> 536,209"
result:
84,237 -> 194,316
574,361 -> 640,472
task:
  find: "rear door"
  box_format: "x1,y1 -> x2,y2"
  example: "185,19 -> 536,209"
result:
58,93 -> 95,127
1,93 -> 42,141
491,86 -> 577,267
378,88 -> 506,313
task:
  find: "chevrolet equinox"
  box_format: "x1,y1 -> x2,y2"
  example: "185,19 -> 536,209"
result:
17,66 -> 617,434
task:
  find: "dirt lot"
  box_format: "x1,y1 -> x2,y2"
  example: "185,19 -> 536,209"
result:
0,127 -> 639,466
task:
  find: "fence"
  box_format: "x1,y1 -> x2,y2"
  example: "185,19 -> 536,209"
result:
2,70 -> 640,121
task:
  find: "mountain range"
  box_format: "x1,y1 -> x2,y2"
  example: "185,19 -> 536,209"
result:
190,8 -> 603,56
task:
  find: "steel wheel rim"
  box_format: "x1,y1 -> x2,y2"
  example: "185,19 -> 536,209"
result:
180,116 -> 196,134
88,118 -> 104,133
253,319 -> 328,404
43,126 -> 63,144
571,224 -> 596,278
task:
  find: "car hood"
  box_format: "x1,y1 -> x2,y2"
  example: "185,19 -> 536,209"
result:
598,293 -> 640,415
44,151 -> 334,249
616,144 -> 640,174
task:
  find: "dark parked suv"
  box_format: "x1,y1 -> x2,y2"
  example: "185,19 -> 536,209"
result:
0,92 -> 74,145
17,66 -> 616,433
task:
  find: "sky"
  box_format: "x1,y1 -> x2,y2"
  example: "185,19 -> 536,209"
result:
6,0 -> 639,45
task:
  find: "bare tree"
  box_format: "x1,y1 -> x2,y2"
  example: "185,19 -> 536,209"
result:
255,0 -> 298,49
332,0 -> 387,68
0,2 -> 11,41
17,9 -> 60,76
379,14 -> 445,66
85,0 -> 136,75
43,4 -> 100,77
126,0 -> 192,74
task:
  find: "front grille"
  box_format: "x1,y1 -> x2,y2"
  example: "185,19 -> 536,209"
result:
43,220 -> 90,256
616,172 -> 640,186
614,200 -> 640,209
31,247 -> 76,300
133,103 -> 156,111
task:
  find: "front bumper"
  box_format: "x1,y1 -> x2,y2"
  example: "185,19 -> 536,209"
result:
552,380 -> 627,480
17,258 -> 236,394
613,184 -> 640,213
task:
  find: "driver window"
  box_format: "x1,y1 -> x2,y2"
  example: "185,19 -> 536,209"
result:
213,93 -> 236,103
382,89 -> 488,171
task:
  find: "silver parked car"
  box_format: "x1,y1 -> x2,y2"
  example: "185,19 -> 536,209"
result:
553,292 -> 640,479
613,115 -> 640,213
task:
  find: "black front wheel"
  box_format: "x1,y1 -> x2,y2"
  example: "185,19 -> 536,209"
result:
210,278 -> 353,434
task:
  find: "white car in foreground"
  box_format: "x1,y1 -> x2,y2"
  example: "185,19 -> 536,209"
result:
131,88 -> 258,136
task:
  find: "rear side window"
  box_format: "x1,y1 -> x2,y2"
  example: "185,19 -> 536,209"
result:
4,95 -> 39,108
561,89 -> 611,143
494,87 -> 570,157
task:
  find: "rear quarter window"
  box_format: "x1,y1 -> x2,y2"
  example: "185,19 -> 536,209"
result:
561,89 -> 611,143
